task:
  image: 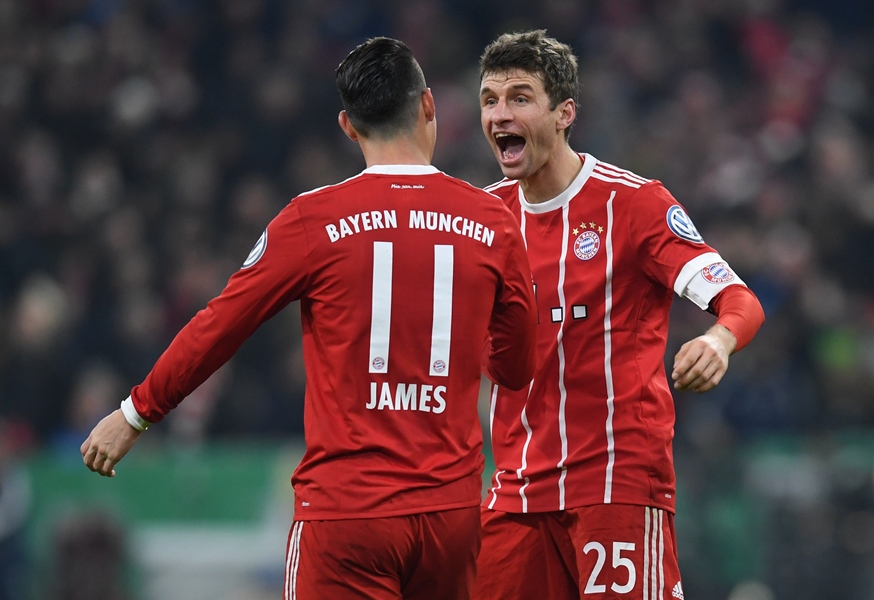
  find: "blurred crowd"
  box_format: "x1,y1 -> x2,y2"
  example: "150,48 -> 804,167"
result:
0,0 -> 872,445
1,0 -> 873,598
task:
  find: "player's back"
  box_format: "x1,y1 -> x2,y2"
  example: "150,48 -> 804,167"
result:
287,165 -> 534,520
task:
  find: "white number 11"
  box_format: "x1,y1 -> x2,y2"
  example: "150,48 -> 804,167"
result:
368,241 -> 454,377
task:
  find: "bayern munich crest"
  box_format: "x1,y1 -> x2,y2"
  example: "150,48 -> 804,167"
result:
573,230 -> 601,260
432,360 -> 446,374
372,357 -> 385,371
702,262 -> 735,284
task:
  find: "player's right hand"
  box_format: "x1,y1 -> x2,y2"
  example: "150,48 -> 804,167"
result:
671,324 -> 735,393
80,409 -> 142,477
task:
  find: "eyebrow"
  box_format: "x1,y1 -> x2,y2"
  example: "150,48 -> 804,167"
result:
480,82 -> 538,97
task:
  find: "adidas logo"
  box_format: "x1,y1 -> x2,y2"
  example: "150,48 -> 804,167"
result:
671,581 -> 684,599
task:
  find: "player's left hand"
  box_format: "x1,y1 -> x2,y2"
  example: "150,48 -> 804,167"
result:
80,409 -> 142,477
671,325 -> 736,393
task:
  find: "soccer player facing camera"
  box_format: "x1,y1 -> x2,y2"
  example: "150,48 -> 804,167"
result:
473,30 -> 764,600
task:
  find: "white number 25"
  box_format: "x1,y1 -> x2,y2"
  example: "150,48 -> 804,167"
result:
583,541 -> 636,594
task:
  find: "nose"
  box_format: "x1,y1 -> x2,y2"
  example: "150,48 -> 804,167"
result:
489,98 -> 512,124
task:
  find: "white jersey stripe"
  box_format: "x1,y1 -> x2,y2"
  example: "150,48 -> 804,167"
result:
594,162 -> 650,185
285,525 -> 293,600
603,191 -> 617,503
647,508 -> 659,600
296,172 -> 364,198
591,172 -> 643,189
643,508 -> 651,600
484,178 -> 516,194
658,509 -> 665,600
429,244 -> 453,376
487,383 -> 501,509
292,521 -> 303,600
520,208 -> 528,249
555,204 -> 571,510
368,242 -> 392,373
519,475 -> 531,512
285,521 -> 304,600
516,209 -> 532,513
487,469 -> 504,509
517,404 -> 533,513
489,382 -> 498,438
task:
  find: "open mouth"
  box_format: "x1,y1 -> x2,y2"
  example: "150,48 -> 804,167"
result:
495,133 -> 526,162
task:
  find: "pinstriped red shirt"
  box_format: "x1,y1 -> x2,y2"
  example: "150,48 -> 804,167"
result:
484,154 -> 746,514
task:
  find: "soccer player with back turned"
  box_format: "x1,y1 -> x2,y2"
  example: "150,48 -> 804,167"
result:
81,37 -> 537,600
473,30 -> 765,600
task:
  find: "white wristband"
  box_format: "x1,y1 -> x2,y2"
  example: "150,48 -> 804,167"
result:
120,396 -> 151,432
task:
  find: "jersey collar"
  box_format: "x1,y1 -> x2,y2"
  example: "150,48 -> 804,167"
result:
519,153 -> 597,214
362,165 -> 441,175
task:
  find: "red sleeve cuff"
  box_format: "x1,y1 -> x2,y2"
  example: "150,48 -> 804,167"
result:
130,385 -> 168,424
710,285 -> 765,352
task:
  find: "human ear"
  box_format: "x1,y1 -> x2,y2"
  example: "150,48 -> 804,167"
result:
338,110 -> 359,142
422,88 -> 436,122
556,98 -> 576,134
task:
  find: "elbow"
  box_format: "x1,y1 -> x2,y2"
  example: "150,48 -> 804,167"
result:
498,372 -> 533,392
490,352 -> 536,391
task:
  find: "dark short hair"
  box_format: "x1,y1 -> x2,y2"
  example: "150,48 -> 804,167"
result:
336,37 -> 427,139
480,30 -> 579,139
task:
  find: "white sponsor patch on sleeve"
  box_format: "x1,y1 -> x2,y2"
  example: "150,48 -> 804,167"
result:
242,229 -> 268,268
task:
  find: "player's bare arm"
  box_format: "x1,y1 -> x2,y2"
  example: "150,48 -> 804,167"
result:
671,324 -> 736,393
80,409 -> 142,477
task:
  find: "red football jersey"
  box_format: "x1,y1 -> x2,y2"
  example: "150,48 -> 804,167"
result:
130,165 -> 536,520
484,154 -> 747,514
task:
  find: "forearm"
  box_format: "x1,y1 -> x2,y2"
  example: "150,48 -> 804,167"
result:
485,298 -> 537,390
709,285 -> 765,352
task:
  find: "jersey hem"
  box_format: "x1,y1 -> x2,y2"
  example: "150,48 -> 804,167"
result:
294,497 -> 482,521
482,497 -> 676,515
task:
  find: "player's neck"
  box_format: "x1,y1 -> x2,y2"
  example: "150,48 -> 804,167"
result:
520,145 -> 582,204
359,136 -> 433,168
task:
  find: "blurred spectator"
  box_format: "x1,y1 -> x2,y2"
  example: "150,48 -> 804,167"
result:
50,510 -> 131,600
0,419 -> 33,600
0,0 -> 872,444
0,0 -> 870,467
51,360 -> 124,453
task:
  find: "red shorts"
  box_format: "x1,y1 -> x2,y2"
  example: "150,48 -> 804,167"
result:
474,504 -> 683,600
284,506 -> 481,600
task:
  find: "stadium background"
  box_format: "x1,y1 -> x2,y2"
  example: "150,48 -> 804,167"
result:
1,0 -> 874,598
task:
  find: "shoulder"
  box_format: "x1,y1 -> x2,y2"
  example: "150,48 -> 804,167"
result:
294,171 -> 369,203
582,158 -> 700,236
584,158 -> 676,209
434,171 -> 504,201
484,178 -> 518,194
483,178 -> 519,202
588,159 -> 653,191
